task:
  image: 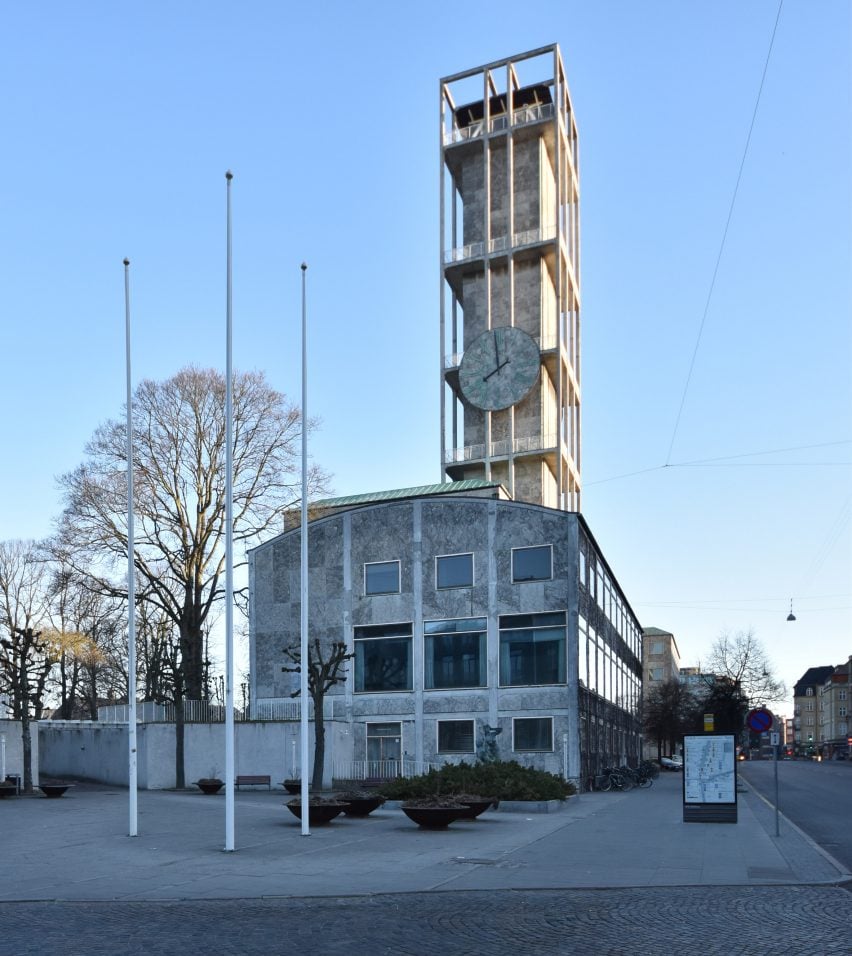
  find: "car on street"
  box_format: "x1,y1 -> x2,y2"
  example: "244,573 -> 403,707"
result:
660,755 -> 683,771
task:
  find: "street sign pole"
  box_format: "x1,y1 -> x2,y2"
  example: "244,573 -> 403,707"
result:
772,733 -> 779,836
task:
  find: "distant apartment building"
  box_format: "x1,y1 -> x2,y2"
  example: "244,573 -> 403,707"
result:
641,627 -> 681,759
793,665 -> 835,753
816,659 -> 851,758
678,666 -> 717,693
643,628 -> 681,687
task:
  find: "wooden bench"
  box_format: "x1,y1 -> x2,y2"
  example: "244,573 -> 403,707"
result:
235,774 -> 271,791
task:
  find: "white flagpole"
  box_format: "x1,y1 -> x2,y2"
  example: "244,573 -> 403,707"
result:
224,171 -> 236,852
299,262 -> 310,836
124,257 -> 138,838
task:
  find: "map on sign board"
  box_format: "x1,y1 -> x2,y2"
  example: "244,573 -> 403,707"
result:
683,734 -> 736,804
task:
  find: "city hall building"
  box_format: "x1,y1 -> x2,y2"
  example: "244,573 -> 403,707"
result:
249,46 -> 643,788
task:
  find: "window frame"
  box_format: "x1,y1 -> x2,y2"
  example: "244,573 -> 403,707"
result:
498,610 -> 567,687
435,552 -> 474,590
511,544 -> 554,583
512,716 -> 554,753
423,616 -> 487,690
365,721 -> 402,763
353,622 -> 413,693
436,719 -> 476,755
363,559 -> 401,596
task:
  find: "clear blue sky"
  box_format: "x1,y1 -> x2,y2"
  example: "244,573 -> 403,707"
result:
1,2 -> 849,712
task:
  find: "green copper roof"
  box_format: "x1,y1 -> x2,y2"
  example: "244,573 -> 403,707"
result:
313,479 -> 504,509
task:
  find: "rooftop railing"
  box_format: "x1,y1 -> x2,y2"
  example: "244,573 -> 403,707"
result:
443,102 -> 556,146
443,223 -> 557,265
444,433 -> 557,464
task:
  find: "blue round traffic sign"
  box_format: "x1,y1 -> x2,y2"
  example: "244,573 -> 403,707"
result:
747,708 -> 773,733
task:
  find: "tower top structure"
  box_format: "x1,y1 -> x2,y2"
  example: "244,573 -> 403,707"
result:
439,45 -> 581,511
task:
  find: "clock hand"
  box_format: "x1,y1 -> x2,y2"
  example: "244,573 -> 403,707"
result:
493,331 -> 501,368
483,359 -> 510,382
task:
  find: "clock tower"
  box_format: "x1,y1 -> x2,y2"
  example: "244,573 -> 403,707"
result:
440,45 -> 581,511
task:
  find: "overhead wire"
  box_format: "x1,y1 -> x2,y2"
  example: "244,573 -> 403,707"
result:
664,0 -> 785,465
584,439 -> 851,486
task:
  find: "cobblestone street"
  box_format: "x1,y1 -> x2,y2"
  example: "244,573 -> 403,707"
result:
3,884 -> 851,956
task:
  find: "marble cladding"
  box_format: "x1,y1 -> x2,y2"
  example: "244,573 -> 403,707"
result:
250,496 -> 590,774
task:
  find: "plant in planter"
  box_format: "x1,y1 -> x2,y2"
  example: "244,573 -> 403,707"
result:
381,760 -> 576,804
196,777 -> 224,795
337,789 -> 386,817
400,795 -> 469,829
285,795 -> 347,825
282,779 -> 302,794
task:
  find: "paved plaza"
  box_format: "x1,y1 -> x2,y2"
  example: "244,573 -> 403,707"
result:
2,774 -> 849,954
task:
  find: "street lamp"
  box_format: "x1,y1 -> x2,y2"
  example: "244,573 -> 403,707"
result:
786,599 -> 796,622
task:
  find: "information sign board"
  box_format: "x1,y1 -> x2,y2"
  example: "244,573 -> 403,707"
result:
682,733 -> 737,823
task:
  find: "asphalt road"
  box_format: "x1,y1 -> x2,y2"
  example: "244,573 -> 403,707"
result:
739,758 -> 852,872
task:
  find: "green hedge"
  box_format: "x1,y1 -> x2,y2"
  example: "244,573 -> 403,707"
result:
379,761 -> 576,802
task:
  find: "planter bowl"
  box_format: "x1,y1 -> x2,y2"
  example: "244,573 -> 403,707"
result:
196,780 -> 224,795
401,804 -> 465,829
455,798 -> 495,819
340,795 -> 385,817
285,800 -> 346,825
282,781 -> 302,795
39,784 -> 72,799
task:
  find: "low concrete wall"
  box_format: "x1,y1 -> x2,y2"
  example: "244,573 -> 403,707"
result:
39,721 -> 332,790
0,719 -> 39,786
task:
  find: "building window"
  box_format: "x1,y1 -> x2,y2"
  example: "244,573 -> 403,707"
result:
437,719 -> 475,754
513,717 -> 554,752
366,722 -> 401,764
435,553 -> 474,589
364,560 -> 400,595
806,687 -> 814,696
651,642 -> 664,655
511,545 -> 553,583
840,707 -> 848,718
499,611 -> 566,686
840,690 -> 848,701
354,623 -> 412,692
806,702 -> 814,711
424,617 -> 486,689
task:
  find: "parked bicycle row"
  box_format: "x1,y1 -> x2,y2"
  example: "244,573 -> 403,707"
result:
594,760 -> 659,791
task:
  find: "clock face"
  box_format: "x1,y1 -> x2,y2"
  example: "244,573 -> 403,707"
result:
458,326 -> 540,411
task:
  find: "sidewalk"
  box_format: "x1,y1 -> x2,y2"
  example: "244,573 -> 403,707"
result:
1,773 -> 847,902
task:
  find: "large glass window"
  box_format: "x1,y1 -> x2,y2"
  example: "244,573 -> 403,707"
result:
424,617 -> 487,689
513,717 -> 554,752
354,623 -> 412,692
436,553 -> 474,589
499,612 -> 566,686
511,545 -> 553,582
437,719 -> 475,754
364,560 -> 400,595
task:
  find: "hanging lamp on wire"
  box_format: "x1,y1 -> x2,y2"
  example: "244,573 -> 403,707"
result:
786,599 -> 796,622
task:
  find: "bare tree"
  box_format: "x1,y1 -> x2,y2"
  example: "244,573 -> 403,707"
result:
706,629 -> 786,706
46,565 -> 125,719
0,540 -> 53,791
641,678 -> 695,759
282,638 -> 353,791
58,366 -> 329,704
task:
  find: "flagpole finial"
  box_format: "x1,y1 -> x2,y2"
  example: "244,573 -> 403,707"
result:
225,170 -> 233,181
301,262 -> 307,271
123,258 -> 130,266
